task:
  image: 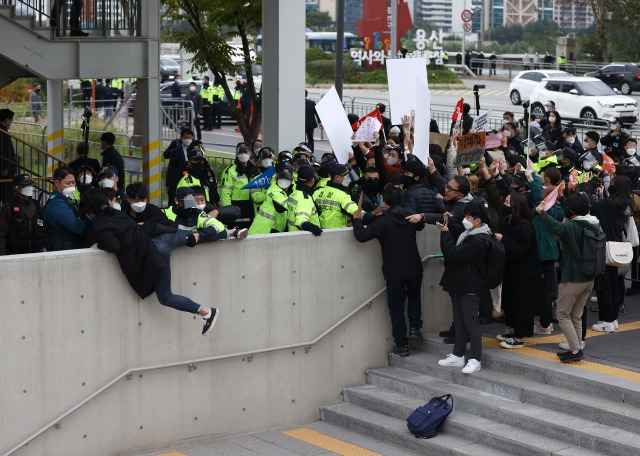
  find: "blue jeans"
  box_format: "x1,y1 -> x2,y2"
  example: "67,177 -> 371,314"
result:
152,231 -> 201,314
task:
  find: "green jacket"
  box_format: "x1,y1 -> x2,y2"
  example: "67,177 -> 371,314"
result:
530,175 -> 564,261
537,211 -> 601,283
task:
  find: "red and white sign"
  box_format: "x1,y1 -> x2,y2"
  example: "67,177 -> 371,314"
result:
463,23 -> 472,32
461,9 -> 473,22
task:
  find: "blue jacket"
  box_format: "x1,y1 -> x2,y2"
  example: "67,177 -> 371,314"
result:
44,191 -> 89,250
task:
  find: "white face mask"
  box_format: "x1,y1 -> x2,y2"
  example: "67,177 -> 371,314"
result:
80,174 -> 93,185
101,178 -> 115,188
549,116 -> 556,123
386,157 -> 397,166
627,148 -> 637,156
182,139 -> 192,147
462,218 -> 474,230
505,131 -> 511,138
502,120 -> 508,126
237,153 -> 250,163
113,202 -> 122,211
566,137 -> 575,144
196,203 -> 206,211
131,202 -> 147,213
62,186 -> 76,197
20,186 -> 34,197
189,87 -> 196,93
277,179 -> 291,189
261,158 -> 273,168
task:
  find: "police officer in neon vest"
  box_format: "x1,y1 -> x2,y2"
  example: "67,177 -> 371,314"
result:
200,76 -> 215,131
174,141 -> 220,206
220,145 -> 259,228
0,174 -> 49,254
286,165 -> 322,235
249,169 -> 293,235
313,163 -> 359,229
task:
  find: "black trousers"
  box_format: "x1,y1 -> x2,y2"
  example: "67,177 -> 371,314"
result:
305,127 -> 315,152
452,294 -> 482,361
539,260 -> 556,327
386,275 -> 423,347
51,0 -> 83,28
595,266 -> 620,322
213,102 -> 222,127
202,104 -> 213,130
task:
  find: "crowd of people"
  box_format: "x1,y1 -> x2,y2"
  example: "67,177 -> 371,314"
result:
1,97 -> 639,362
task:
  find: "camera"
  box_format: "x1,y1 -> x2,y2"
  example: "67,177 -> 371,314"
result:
82,107 -> 92,119
473,84 -> 485,91
522,100 -> 530,109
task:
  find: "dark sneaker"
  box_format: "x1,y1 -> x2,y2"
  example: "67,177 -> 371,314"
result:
500,338 -> 524,349
409,328 -> 423,339
556,350 -> 572,358
70,29 -> 89,37
496,331 -> 514,341
443,336 -> 455,344
619,305 -> 626,314
439,326 -> 454,338
202,308 -> 218,335
560,350 -> 583,363
392,345 -> 409,357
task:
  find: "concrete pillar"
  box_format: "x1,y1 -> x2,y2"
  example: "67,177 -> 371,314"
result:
262,0 -> 306,151
139,0 -> 162,204
46,79 -> 65,179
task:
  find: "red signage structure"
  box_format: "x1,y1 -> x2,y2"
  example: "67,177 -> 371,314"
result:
356,0 -> 413,54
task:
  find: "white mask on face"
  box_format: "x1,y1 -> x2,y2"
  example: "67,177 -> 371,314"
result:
101,178 -> 115,188
20,186 -> 34,197
237,153 -> 250,163
505,131 -> 511,138
62,186 -> 76,197
627,148 -> 636,156
386,157 -> 397,166
131,202 -> 147,213
277,179 -> 291,189
502,120 -> 508,126
196,203 -> 206,211
80,174 -> 93,185
189,86 -> 196,93
261,158 -> 273,168
462,218 -> 474,230
549,116 -> 556,123
112,202 -> 122,211
182,139 -> 192,147
566,136 -> 575,144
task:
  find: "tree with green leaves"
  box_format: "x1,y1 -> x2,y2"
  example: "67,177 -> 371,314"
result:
306,11 -> 333,30
162,0 -> 262,144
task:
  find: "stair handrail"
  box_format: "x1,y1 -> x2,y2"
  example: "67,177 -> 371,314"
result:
1,253 -> 443,456
0,128 -> 66,184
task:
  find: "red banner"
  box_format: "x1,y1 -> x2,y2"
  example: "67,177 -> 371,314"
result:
351,109 -> 384,131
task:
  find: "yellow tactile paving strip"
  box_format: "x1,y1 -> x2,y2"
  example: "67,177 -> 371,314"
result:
156,453 -> 186,456
484,320 -> 640,383
283,428 -> 382,456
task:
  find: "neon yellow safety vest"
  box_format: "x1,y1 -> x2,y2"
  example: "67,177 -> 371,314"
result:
313,184 -> 358,229
214,84 -> 225,102
533,155 -> 559,173
200,84 -> 214,103
286,189 -> 319,232
220,164 -> 250,206
161,206 -> 225,233
176,172 -> 212,203
248,183 -> 289,234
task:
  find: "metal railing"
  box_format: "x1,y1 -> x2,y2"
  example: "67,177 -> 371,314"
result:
0,252 -> 444,456
5,0 -> 142,37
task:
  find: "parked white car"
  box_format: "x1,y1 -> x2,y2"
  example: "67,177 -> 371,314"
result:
508,70 -> 572,105
529,76 -> 639,125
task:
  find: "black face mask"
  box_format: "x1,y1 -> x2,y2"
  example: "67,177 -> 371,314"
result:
192,162 -> 205,171
362,179 -> 379,194
401,175 -> 416,188
564,207 -> 574,219
500,205 -> 512,217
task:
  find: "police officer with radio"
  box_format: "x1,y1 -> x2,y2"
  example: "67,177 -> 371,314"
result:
0,174 -> 49,255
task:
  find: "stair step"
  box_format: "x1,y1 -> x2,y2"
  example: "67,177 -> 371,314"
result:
321,402 -> 516,456
343,384 -> 609,456
411,334 -> 640,407
387,350 -> 640,434
363,365 -> 640,456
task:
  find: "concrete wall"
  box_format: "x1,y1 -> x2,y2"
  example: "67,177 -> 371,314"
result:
0,227 -> 450,456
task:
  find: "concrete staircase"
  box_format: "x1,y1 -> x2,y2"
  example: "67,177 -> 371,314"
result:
320,334 -> 640,456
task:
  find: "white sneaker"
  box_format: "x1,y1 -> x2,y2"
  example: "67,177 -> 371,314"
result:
589,296 -> 598,303
613,320 -> 619,330
462,358 -> 481,374
533,323 -> 553,335
559,340 -> 585,350
438,354 -> 465,367
592,321 -> 615,332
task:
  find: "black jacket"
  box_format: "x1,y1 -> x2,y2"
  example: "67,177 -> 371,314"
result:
305,98 -> 319,129
69,156 -> 101,176
87,209 -> 167,299
125,203 -> 177,239
0,196 -> 49,254
101,146 -> 125,190
402,181 -> 445,216
439,228 -> 490,296
0,123 -> 17,176
185,92 -> 203,116
353,205 -> 424,281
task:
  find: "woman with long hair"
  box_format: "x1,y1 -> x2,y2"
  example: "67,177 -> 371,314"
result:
495,191 -> 544,348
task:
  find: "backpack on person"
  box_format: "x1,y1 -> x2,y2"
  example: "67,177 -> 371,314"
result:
407,394 -> 453,439
579,227 -> 606,277
480,234 -> 506,289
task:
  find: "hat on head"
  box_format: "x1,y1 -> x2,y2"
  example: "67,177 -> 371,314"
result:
562,147 -> 577,163
13,173 -> 35,187
389,126 -> 401,135
294,142 -> 312,154
545,100 -> 555,108
297,164 -> 316,183
187,147 -> 205,160
176,186 -> 196,199
278,151 -> 292,162
347,113 -> 359,125
321,153 -> 336,164
329,163 -> 348,176
236,146 -> 250,154
276,169 -> 293,181
258,147 -> 275,159
97,165 -> 118,179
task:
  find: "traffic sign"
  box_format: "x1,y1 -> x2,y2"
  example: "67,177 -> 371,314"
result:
463,22 -> 472,32
461,9 -> 473,22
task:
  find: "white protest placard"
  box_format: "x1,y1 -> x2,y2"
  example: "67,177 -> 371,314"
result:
386,58 -> 428,124
353,117 -> 381,143
412,78 -> 431,164
470,109 -> 493,132
315,86 -> 354,164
